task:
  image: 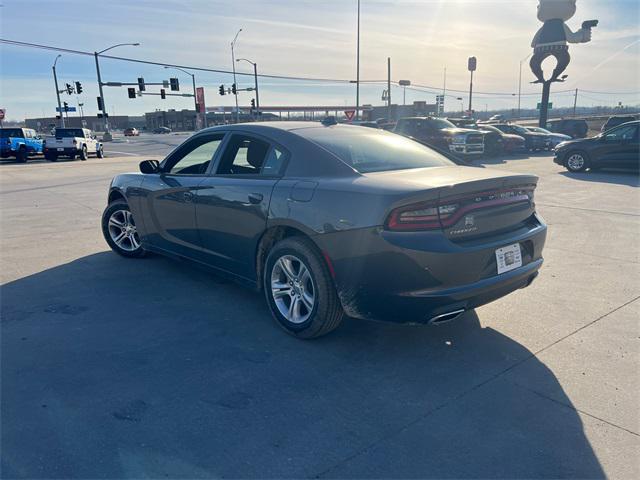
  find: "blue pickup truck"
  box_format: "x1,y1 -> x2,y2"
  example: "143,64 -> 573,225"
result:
1,128 -> 44,162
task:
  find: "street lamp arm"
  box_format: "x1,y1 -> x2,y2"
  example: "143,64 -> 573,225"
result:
236,58 -> 256,67
53,54 -> 61,68
164,65 -> 193,77
97,42 -> 140,55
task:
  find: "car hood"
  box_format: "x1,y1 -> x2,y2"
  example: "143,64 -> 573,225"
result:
555,136 -> 597,149
502,134 -> 525,141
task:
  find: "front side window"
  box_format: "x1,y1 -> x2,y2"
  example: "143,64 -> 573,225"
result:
166,134 -> 224,175
606,125 -> 638,142
0,129 -> 23,138
217,135 -> 271,175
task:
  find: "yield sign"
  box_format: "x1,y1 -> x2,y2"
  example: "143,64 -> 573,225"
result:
344,110 -> 355,121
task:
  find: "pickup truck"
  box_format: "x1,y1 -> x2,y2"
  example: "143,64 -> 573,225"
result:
0,128 -> 44,162
44,128 -> 104,161
394,117 -> 485,156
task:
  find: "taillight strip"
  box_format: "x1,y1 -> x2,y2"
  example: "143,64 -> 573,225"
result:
439,194 -> 531,227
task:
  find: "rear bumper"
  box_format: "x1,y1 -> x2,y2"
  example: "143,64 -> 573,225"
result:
44,147 -> 78,155
317,214 -> 547,323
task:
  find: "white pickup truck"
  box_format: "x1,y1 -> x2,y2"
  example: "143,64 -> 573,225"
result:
43,128 -> 104,161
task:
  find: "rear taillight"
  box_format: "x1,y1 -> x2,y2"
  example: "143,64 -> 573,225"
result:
386,186 -> 535,232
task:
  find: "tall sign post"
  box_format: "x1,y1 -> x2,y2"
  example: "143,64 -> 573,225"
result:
196,87 -> 206,129
467,56 -> 476,116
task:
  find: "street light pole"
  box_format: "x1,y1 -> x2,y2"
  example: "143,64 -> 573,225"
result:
231,28 -> 242,123
518,53 -> 532,119
356,0 -> 360,120
94,42 -> 139,140
52,55 -> 65,128
164,66 -> 198,128
237,58 -> 260,121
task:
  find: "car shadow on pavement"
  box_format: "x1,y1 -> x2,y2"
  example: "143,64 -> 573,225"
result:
560,170 -> 640,187
1,252 -> 605,479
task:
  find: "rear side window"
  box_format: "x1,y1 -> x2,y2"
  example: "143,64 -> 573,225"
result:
55,129 -> 84,138
217,135 -> 271,175
302,128 -> 453,173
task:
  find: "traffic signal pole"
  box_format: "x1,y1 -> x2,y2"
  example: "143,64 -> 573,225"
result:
52,56 -> 65,128
253,62 -> 260,120
94,51 -> 111,140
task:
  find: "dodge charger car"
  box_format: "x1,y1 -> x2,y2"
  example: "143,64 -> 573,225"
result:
102,122 -> 547,338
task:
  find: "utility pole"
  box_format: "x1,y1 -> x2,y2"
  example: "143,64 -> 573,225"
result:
387,57 -> 391,121
231,28 -> 242,123
442,66 -> 447,113
236,58 -> 260,120
355,0 -> 360,120
573,88 -> 578,117
52,55 -> 65,128
518,53 -> 532,120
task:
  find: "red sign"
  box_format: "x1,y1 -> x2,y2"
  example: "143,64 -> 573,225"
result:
344,110 -> 355,121
195,87 -> 205,113
0,109 -> 5,120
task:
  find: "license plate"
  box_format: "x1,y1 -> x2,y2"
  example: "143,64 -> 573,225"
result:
495,243 -> 522,274
57,148 -> 64,151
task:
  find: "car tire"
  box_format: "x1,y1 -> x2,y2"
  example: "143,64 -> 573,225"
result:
565,150 -> 590,172
79,145 -> 88,161
264,237 -> 343,339
16,146 -> 27,163
101,201 -> 146,258
96,145 -> 104,158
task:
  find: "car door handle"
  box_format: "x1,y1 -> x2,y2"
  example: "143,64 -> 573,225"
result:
248,193 -> 263,204
183,191 -> 194,203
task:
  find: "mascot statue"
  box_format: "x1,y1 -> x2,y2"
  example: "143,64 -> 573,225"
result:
530,0 -> 597,126
530,0 -> 597,83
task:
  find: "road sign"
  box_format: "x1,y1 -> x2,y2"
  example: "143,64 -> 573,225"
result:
399,79 -> 411,86
0,108 -> 5,120
537,102 -> 553,110
344,110 -> 355,121
56,106 -> 77,112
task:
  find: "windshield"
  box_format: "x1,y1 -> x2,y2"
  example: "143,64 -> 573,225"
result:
301,127 -> 454,173
55,129 -> 84,138
511,125 -> 529,135
431,118 -> 456,129
0,129 -> 23,138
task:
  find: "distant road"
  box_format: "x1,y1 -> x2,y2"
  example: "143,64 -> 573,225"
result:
103,132 -> 191,158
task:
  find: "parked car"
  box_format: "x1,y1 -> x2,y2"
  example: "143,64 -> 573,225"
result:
447,118 -> 477,129
601,115 -> 637,132
478,124 -> 526,156
394,117 -> 484,156
546,119 -> 589,139
554,120 -> 639,172
124,127 -> 140,136
102,122 -> 546,338
488,114 -> 505,122
493,123 -> 550,151
525,127 -> 571,149
0,127 -> 44,162
43,128 -> 104,161
153,126 -> 172,134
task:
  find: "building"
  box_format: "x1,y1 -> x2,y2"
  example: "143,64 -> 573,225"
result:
145,109 -> 198,131
25,115 -> 139,133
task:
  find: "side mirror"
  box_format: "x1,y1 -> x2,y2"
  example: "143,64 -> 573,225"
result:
139,159 -> 160,174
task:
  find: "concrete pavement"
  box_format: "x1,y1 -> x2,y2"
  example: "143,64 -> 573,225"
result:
1,151 -> 638,478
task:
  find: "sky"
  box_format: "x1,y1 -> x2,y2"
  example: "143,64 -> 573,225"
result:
0,0 -> 639,121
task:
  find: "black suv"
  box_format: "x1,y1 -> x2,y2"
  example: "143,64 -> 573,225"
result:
492,123 -> 550,151
554,120 -> 639,172
546,119 -> 589,139
601,116 -> 637,132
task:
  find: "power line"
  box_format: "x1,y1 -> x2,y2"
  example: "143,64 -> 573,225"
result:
2,38 -> 639,97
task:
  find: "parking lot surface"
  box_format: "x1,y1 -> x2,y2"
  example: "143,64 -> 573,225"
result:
1,150 -> 639,478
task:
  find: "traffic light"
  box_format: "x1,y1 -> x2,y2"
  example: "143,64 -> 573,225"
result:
75,82 -> 83,94
231,83 -> 237,95
160,89 -> 166,99
97,96 -> 104,111
468,56 -> 477,72
251,98 -> 256,109
63,101 -> 69,112
65,83 -> 73,95
128,88 -> 136,99
169,77 -> 179,91
219,84 -> 225,96
138,77 -> 146,91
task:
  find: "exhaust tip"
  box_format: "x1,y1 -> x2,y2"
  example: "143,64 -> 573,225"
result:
428,309 -> 465,325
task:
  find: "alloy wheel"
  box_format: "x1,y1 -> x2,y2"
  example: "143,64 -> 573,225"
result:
270,255 -> 315,324
108,209 -> 141,252
567,153 -> 585,171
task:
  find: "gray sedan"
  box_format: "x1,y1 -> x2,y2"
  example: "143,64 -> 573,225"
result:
102,122 -> 547,338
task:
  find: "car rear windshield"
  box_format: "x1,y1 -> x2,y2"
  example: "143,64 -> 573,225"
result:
55,129 -> 84,138
0,129 -> 23,138
301,127 -> 454,173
